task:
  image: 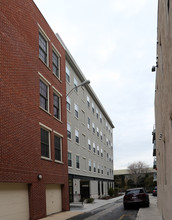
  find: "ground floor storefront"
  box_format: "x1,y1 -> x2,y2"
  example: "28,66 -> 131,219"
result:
69,174 -> 114,202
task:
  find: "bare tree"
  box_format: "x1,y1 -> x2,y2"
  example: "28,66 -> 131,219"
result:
128,161 -> 149,175
127,161 -> 149,185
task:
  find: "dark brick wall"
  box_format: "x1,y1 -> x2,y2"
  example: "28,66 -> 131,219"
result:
0,0 -> 69,219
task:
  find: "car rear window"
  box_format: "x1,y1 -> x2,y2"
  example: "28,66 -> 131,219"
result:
126,189 -> 144,196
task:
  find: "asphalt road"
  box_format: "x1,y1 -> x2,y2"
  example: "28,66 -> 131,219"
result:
68,198 -> 138,220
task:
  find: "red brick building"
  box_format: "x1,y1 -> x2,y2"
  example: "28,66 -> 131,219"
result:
0,0 -> 69,219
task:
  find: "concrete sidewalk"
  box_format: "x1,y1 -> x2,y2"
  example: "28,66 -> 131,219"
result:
136,195 -> 162,220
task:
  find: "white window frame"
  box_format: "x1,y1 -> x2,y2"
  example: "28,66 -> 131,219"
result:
38,25 -> 50,66
66,65 -> 70,83
39,122 -> 52,160
74,103 -> 79,119
66,96 -> 71,111
52,44 -> 61,80
39,72 -> 51,113
67,123 -> 71,139
75,129 -> 79,144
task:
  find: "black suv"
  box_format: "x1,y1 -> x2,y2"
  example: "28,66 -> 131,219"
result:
123,187 -> 149,209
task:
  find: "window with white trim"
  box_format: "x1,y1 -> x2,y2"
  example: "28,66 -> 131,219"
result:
88,139 -> 91,150
100,131 -> 103,141
53,92 -> 61,120
39,31 -> 48,65
88,117 -> 90,129
74,78 -> 78,92
54,134 -> 62,161
89,160 -> 92,171
92,103 -> 95,113
41,127 -> 50,159
66,96 -> 71,111
101,149 -> 103,157
93,142 -> 96,153
97,127 -> 99,137
74,103 -> 79,118
76,155 -> 80,169
67,123 -> 71,139
93,162 -> 96,172
92,123 -> 95,133
52,50 -> 60,78
66,66 -> 70,83
40,79 -> 49,112
97,146 -> 99,155
100,113 -> 102,123
68,152 -> 72,167
96,109 -> 99,119
87,96 -> 90,108
75,129 -> 79,144
98,165 -> 100,173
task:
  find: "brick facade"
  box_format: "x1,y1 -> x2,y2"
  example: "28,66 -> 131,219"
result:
0,0 -> 69,219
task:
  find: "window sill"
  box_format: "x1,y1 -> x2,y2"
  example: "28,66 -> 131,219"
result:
40,106 -> 51,115
53,116 -> 63,124
55,160 -> 64,164
53,73 -> 62,83
68,166 -> 73,169
41,156 -> 52,162
39,57 -> 51,71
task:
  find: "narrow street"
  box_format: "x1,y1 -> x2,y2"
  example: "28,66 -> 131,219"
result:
68,198 -> 138,220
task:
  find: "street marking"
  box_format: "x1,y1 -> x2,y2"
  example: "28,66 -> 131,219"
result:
118,214 -> 131,220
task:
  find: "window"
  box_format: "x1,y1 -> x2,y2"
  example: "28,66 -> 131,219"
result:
100,114 -> 102,123
40,79 -> 49,111
66,66 -> 70,83
68,152 -> 72,167
75,129 -> 79,143
106,138 -> 108,146
97,127 -> 99,137
89,160 -> 91,171
74,104 -> 79,118
87,96 -> 90,108
88,139 -> 91,150
100,132 -> 103,141
101,166 -> 104,174
93,162 -> 96,172
66,96 -> 71,111
53,93 -> 61,120
74,78 -> 78,92
67,123 -> 71,139
52,50 -> 60,78
97,146 -> 99,155
92,103 -> 95,113
76,155 -> 80,169
39,32 -> 48,65
88,117 -> 90,129
96,109 -> 99,119
54,135 -> 62,161
93,142 -> 96,153
41,128 -> 50,158
98,165 -> 100,173
101,149 -> 103,157
92,123 -> 95,133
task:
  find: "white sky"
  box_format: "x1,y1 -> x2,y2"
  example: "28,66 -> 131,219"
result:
33,0 -> 158,169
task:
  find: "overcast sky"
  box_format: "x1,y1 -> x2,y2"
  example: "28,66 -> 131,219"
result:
33,0 -> 158,170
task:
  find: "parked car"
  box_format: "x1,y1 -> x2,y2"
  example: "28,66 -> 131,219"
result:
152,186 -> 157,196
123,187 -> 149,209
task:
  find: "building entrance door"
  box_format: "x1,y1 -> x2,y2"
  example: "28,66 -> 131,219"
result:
80,181 -> 89,199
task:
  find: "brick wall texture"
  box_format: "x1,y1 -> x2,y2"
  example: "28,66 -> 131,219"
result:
0,0 -> 69,219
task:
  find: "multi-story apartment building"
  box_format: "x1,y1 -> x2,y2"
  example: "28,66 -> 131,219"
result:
63,47 -> 115,202
154,0 -> 172,219
0,1 -> 69,219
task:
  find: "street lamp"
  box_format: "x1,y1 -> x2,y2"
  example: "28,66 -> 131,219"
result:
66,80 -> 90,97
